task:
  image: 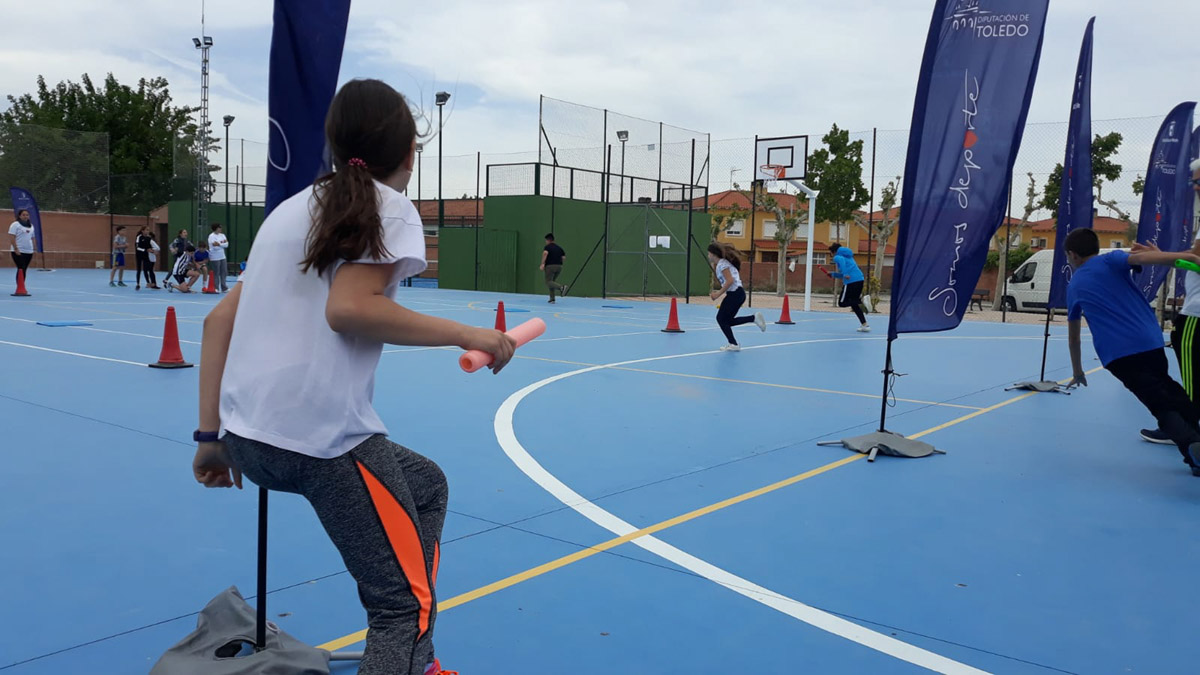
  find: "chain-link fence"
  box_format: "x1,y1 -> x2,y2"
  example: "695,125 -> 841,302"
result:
706,116 -> 1161,224
539,96 -> 710,199
0,123 -> 110,213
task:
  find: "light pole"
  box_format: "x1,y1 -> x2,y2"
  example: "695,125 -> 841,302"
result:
192,35 -> 213,231
435,92 -> 450,231
414,142 -> 423,202
729,167 -> 740,192
616,130 -> 629,202
223,115 -> 234,253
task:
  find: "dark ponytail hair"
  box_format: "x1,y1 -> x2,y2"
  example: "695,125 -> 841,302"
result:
301,79 -> 417,276
707,242 -> 742,270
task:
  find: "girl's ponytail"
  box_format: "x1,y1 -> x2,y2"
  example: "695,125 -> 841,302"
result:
300,79 -> 417,276
302,159 -> 388,275
722,243 -> 742,270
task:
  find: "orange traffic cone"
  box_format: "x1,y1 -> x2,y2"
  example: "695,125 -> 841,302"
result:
661,297 -> 685,333
494,301 -> 507,332
149,306 -> 194,369
775,295 -> 795,325
201,271 -> 218,294
11,269 -> 30,296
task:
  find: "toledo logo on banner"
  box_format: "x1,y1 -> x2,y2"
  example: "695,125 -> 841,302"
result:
887,0 -> 1048,340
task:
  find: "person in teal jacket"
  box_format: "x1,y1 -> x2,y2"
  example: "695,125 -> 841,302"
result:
828,243 -> 869,332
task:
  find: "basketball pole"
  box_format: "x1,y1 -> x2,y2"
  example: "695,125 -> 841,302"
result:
784,179 -> 818,312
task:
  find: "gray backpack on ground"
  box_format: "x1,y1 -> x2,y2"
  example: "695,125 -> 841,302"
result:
150,586 -> 330,675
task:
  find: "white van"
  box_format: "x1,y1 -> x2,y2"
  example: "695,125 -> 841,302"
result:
1002,248 -> 1121,312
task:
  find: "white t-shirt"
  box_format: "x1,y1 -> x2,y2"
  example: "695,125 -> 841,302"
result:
219,181 -> 427,459
1180,232 -> 1200,318
148,239 -> 160,263
9,221 -> 34,253
208,232 -> 229,261
716,258 -> 742,291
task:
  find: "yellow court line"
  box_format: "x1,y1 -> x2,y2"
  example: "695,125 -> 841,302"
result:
317,453 -> 862,652
613,366 -> 984,410
317,365 -> 1101,652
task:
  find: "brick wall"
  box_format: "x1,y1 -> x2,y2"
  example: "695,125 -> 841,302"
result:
742,262 -> 896,293
4,212 -> 440,278
2,211 -> 164,269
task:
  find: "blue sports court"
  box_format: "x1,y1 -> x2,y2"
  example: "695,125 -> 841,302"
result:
2,270 -> 1198,674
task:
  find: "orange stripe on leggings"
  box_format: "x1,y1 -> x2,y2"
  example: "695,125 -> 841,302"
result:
432,541 -> 441,587
356,461 -> 432,640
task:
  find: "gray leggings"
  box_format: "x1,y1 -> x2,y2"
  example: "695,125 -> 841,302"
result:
211,258 -> 229,291
225,433 -> 448,675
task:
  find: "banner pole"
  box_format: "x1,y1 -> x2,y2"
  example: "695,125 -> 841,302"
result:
878,338 -> 894,433
1039,306 -> 1053,381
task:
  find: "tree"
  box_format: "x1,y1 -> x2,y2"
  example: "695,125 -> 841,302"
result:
1125,175 -> 1145,242
852,176 -> 900,304
986,243 -> 1035,273
709,203 -> 749,243
992,173 -> 1040,309
1039,131 -> 1125,216
1039,131 -> 1139,240
0,73 -> 210,214
753,186 -> 804,296
806,124 -> 870,245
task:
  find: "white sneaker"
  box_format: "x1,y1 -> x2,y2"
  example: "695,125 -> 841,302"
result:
754,312 -> 766,332
857,324 -> 871,332
720,344 -> 741,352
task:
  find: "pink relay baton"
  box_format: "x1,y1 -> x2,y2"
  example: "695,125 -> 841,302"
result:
459,317 -> 546,373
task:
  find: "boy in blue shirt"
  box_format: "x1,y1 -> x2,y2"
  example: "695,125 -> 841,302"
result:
827,243 -> 869,332
1065,228 -> 1200,476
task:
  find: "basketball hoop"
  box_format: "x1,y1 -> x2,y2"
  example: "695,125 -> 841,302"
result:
760,164 -> 786,181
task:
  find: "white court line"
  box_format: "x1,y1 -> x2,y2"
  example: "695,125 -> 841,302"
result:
382,346 -> 458,354
73,325 -> 202,345
0,340 -> 146,367
71,316 -> 209,323
32,301 -> 186,306
380,327 -> 725,353
495,337 -> 991,674
33,287 -> 214,304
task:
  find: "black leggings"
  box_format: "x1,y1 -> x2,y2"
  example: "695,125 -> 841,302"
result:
717,287 -> 755,345
1107,348 -> 1200,467
137,253 -> 156,287
10,252 -> 32,283
839,280 -> 867,324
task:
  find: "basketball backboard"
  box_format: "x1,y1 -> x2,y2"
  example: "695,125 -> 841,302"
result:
754,135 -> 808,182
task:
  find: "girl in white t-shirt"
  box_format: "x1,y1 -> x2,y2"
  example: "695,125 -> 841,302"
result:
8,209 -> 35,287
708,243 -> 765,351
191,79 -> 514,675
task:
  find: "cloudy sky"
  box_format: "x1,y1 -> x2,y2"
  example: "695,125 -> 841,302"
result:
0,0 -> 1196,204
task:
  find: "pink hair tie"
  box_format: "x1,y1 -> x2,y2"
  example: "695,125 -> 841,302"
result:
347,158 -> 367,169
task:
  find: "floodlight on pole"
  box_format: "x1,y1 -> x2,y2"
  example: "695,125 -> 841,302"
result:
223,116 -> 234,245
193,35 -> 213,231
415,142 -> 423,200
616,131 -> 629,201
435,93 -> 449,230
